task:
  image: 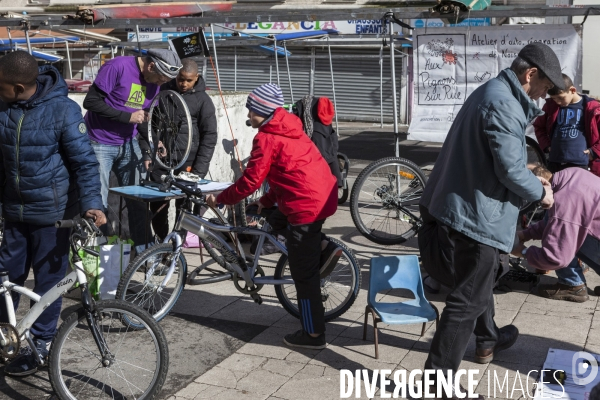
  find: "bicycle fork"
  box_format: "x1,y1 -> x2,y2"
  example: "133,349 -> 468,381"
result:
157,231 -> 184,291
72,250 -> 113,366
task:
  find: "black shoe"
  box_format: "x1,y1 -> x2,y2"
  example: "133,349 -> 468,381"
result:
283,329 -> 326,350
4,338 -> 49,377
474,325 -> 519,364
320,241 -> 343,278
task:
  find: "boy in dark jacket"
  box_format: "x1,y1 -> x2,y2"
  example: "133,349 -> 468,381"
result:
138,58 -> 218,240
0,51 -> 105,376
206,83 -> 340,349
533,73 -> 600,176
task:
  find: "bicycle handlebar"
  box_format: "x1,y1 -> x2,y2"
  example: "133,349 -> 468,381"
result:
55,219 -> 77,229
56,217 -> 102,235
160,174 -> 206,202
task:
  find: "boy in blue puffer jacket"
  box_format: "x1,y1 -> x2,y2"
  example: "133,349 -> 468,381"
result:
0,51 -> 106,376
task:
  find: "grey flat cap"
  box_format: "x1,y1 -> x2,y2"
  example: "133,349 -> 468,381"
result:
147,48 -> 182,79
518,42 -> 565,91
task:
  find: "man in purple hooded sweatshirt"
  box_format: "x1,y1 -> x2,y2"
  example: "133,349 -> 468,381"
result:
512,165 -> 600,302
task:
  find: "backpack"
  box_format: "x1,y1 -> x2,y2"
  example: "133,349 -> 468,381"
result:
293,95 -> 339,163
292,96 -> 342,187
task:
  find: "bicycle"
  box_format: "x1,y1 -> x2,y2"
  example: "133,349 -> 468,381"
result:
350,157 -> 427,245
520,136 -> 548,227
0,217 -> 168,400
525,136 -> 547,168
348,135 -> 547,245
115,176 -> 361,328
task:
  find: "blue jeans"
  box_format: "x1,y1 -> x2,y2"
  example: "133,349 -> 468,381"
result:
556,258 -> 585,286
0,221 -> 70,341
556,235 -> 600,286
91,139 -> 150,249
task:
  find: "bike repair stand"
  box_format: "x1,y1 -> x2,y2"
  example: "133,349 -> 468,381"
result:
140,169 -> 176,192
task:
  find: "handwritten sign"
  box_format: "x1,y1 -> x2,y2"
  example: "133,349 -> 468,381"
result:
417,34 -> 467,106
409,24 -> 582,142
169,30 -> 210,59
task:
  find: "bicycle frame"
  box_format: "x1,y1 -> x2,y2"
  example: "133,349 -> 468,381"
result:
0,237 -> 112,366
157,208 -> 294,290
0,259 -> 88,364
0,267 -> 87,339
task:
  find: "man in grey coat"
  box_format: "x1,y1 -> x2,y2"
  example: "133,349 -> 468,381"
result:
418,42 -> 561,395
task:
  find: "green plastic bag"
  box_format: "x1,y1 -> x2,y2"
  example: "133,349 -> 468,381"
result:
70,236 -> 134,300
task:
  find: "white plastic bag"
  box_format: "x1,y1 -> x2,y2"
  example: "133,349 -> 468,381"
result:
96,237 -> 133,300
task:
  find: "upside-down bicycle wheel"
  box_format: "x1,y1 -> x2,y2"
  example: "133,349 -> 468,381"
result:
148,90 -> 193,171
521,136 -> 548,214
525,136 -> 547,168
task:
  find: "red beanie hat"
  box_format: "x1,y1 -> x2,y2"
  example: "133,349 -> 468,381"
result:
317,97 -> 335,126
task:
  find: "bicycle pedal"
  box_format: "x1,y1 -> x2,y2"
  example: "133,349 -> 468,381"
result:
251,293 -> 263,305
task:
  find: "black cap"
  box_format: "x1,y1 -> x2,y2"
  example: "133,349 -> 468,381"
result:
518,42 -> 565,91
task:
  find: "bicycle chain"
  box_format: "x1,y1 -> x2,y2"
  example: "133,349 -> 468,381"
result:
234,264 -> 266,294
0,323 -> 20,360
233,263 -> 284,299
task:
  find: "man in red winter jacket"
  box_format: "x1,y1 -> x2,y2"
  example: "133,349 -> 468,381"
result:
206,83 -> 340,349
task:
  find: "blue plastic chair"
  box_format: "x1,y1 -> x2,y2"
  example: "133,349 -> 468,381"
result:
363,255 -> 439,359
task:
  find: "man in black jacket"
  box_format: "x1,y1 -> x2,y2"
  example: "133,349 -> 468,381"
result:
138,58 -> 218,240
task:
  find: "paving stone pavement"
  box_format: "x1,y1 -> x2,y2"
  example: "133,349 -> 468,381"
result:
165,132 -> 600,400
2,131 -> 598,399
163,199 -> 600,400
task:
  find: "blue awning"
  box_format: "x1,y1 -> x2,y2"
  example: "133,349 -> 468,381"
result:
0,36 -> 80,46
272,29 -> 338,41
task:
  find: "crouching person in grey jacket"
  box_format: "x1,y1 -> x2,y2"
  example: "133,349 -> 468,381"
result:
0,52 -> 105,376
417,42 -> 560,397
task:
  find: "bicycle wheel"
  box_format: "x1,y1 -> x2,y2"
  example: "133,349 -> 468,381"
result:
350,157 -> 427,245
116,243 -> 187,326
274,238 -> 360,321
526,136 -> 547,167
337,153 -> 349,204
48,299 -> 168,400
148,90 -> 192,171
520,137 -> 548,214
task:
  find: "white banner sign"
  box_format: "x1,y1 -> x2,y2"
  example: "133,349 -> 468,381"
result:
408,24 -> 582,142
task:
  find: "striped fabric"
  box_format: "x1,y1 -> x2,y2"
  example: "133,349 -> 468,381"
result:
246,83 -> 284,117
300,299 -> 314,334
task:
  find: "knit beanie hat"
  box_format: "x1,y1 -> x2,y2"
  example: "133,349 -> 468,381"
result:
246,83 -> 284,117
